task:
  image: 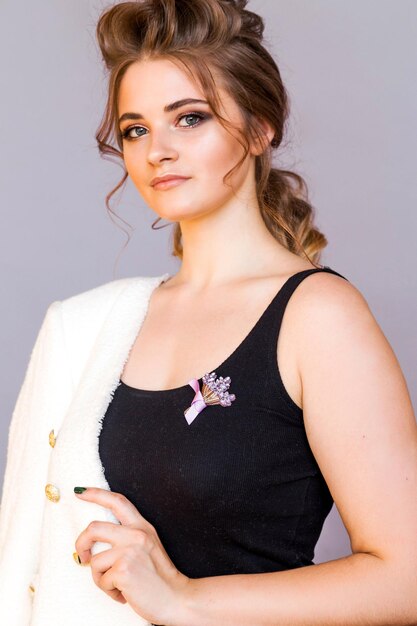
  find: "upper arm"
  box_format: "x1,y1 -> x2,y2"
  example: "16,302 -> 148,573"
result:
292,273 -> 417,564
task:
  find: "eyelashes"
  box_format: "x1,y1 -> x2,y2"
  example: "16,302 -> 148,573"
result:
120,111 -> 211,141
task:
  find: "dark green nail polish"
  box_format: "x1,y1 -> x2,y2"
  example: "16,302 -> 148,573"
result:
74,486 -> 87,494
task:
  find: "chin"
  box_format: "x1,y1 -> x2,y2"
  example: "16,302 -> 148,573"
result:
153,205 -> 203,222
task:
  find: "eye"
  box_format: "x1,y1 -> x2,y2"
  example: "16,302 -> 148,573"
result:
177,112 -> 206,128
121,126 -> 146,140
120,111 -> 209,141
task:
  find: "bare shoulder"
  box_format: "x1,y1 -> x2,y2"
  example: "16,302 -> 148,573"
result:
289,269 -> 372,338
285,268 -> 414,420
286,269 -> 417,567
288,269 -> 391,388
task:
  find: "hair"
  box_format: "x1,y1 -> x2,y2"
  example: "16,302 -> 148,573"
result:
95,0 -> 327,267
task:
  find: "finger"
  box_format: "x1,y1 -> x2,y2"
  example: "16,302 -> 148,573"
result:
75,520 -> 130,563
89,547 -> 127,604
74,487 -> 152,529
99,565 -> 128,604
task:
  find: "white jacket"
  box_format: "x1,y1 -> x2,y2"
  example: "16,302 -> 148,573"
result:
0,272 -> 170,626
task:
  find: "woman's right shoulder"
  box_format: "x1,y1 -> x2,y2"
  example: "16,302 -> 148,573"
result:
37,275 -> 164,377
61,275 -> 140,309
59,274 -> 159,325
38,273 -> 168,352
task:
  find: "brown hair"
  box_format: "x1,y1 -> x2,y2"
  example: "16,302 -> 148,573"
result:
95,0 -> 327,266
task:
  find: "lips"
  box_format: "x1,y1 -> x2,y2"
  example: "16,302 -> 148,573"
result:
150,175 -> 190,187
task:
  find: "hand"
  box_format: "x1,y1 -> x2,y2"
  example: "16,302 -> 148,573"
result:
74,487 -> 190,625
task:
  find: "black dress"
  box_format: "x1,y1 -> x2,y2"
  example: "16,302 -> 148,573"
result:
99,266 -> 348,578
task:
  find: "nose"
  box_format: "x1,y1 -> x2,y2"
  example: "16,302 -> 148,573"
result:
147,127 -> 179,166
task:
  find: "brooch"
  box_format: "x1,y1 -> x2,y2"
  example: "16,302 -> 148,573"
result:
184,371 -> 236,425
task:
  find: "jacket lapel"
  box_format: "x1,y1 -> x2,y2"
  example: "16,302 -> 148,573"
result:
52,272 -> 170,556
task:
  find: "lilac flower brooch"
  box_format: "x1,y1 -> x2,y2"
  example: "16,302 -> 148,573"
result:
184,371 -> 236,425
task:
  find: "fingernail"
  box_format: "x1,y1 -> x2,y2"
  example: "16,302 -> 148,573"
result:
74,486 -> 87,494
73,551 -> 82,565
73,551 -> 89,566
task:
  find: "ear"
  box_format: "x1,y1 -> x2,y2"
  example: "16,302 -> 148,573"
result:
249,117 -> 275,156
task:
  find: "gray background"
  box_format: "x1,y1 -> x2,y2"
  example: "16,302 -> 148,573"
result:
1,0 -> 416,565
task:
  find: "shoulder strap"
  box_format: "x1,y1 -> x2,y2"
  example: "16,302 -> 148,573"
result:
272,265 -> 349,328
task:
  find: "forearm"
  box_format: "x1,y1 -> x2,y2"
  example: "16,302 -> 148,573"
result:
173,553 -> 417,626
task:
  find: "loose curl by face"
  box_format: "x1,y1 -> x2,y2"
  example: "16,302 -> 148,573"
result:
95,0 -> 327,265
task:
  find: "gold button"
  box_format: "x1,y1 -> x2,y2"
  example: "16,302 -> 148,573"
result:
45,483 -> 60,502
28,584 -> 35,594
49,429 -> 56,448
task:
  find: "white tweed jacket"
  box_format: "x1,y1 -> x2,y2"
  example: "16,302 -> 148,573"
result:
0,272 -> 170,626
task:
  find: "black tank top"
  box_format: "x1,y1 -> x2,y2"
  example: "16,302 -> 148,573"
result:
98,266 -> 348,578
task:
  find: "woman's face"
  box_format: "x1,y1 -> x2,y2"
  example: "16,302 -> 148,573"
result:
117,57 -> 257,223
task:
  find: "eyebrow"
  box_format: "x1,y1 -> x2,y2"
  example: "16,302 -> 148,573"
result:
118,98 -> 209,125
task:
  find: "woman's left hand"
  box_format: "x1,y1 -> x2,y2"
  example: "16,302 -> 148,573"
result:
74,487 -> 190,625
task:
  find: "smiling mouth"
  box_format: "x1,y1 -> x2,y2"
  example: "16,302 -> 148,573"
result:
152,177 -> 191,190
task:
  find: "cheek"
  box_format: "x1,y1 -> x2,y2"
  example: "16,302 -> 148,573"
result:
196,131 -> 246,187
123,153 -> 144,187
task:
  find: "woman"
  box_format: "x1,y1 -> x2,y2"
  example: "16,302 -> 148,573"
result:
1,1 -> 416,624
